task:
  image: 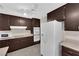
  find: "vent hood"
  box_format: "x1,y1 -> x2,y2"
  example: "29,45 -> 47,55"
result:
10,26 -> 27,29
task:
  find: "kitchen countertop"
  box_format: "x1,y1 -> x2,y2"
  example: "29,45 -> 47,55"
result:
0,34 -> 33,40
61,36 -> 79,52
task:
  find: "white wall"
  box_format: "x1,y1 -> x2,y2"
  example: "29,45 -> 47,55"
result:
40,15 -> 47,23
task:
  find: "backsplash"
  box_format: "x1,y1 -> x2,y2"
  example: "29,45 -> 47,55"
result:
64,31 -> 79,36
0,31 -> 11,37
0,30 -> 31,38
64,31 -> 79,41
10,29 -> 31,36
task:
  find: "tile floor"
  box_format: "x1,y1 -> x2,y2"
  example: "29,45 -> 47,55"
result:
7,44 -> 41,56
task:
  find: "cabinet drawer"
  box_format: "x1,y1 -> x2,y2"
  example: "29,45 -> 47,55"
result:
62,46 -> 79,56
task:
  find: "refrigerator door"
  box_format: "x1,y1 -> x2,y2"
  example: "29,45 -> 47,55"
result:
41,22 -> 53,56
41,23 -> 48,56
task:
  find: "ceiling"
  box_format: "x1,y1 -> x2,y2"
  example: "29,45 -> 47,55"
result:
0,3 -> 66,19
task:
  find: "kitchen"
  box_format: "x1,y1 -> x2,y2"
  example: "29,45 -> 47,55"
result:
1,3 -> 79,56
0,8 -> 40,56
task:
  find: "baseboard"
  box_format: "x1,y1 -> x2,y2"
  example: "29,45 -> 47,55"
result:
33,41 -> 40,45
41,54 -> 43,56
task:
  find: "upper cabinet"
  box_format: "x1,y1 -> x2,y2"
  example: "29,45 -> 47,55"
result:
47,5 -> 66,21
9,16 -> 20,26
32,18 -> 40,27
65,3 -> 79,31
47,3 -> 79,31
19,17 -> 32,30
0,14 -> 10,30
31,18 -> 40,33
9,15 -> 32,30
0,13 -> 40,31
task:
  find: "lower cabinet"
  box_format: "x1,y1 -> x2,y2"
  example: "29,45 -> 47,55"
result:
0,40 -> 9,48
0,36 -> 34,53
62,46 -> 79,56
8,36 -> 33,52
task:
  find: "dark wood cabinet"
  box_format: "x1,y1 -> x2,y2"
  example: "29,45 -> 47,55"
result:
47,5 -> 66,21
21,17 -> 32,30
62,46 -> 79,56
0,36 -> 33,53
0,40 -> 9,48
65,3 -> 79,31
8,36 -> 33,52
31,18 -> 40,33
47,3 -> 79,31
0,36 -> 40,53
32,18 -> 40,27
0,14 -> 10,30
9,16 -> 20,26
9,15 -> 32,30
0,13 -> 40,31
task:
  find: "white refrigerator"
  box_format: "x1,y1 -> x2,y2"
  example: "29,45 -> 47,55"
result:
33,27 -> 40,42
41,20 -> 64,56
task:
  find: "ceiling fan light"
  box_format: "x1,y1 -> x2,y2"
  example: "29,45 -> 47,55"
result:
23,13 -> 27,15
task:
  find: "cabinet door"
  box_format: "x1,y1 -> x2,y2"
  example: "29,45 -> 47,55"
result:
19,17 -> 32,30
62,46 -> 79,56
26,19 -> 32,30
47,5 -> 65,21
19,37 -> 33,48
65,3 -> 79,31
9,16 -> 21,26
31,18 -> 40,33
32,18 -> 40,27
0,14 -> 10,30
7,39 -> 19,52
0,40 -> 9,48
10,16 -> 32,30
